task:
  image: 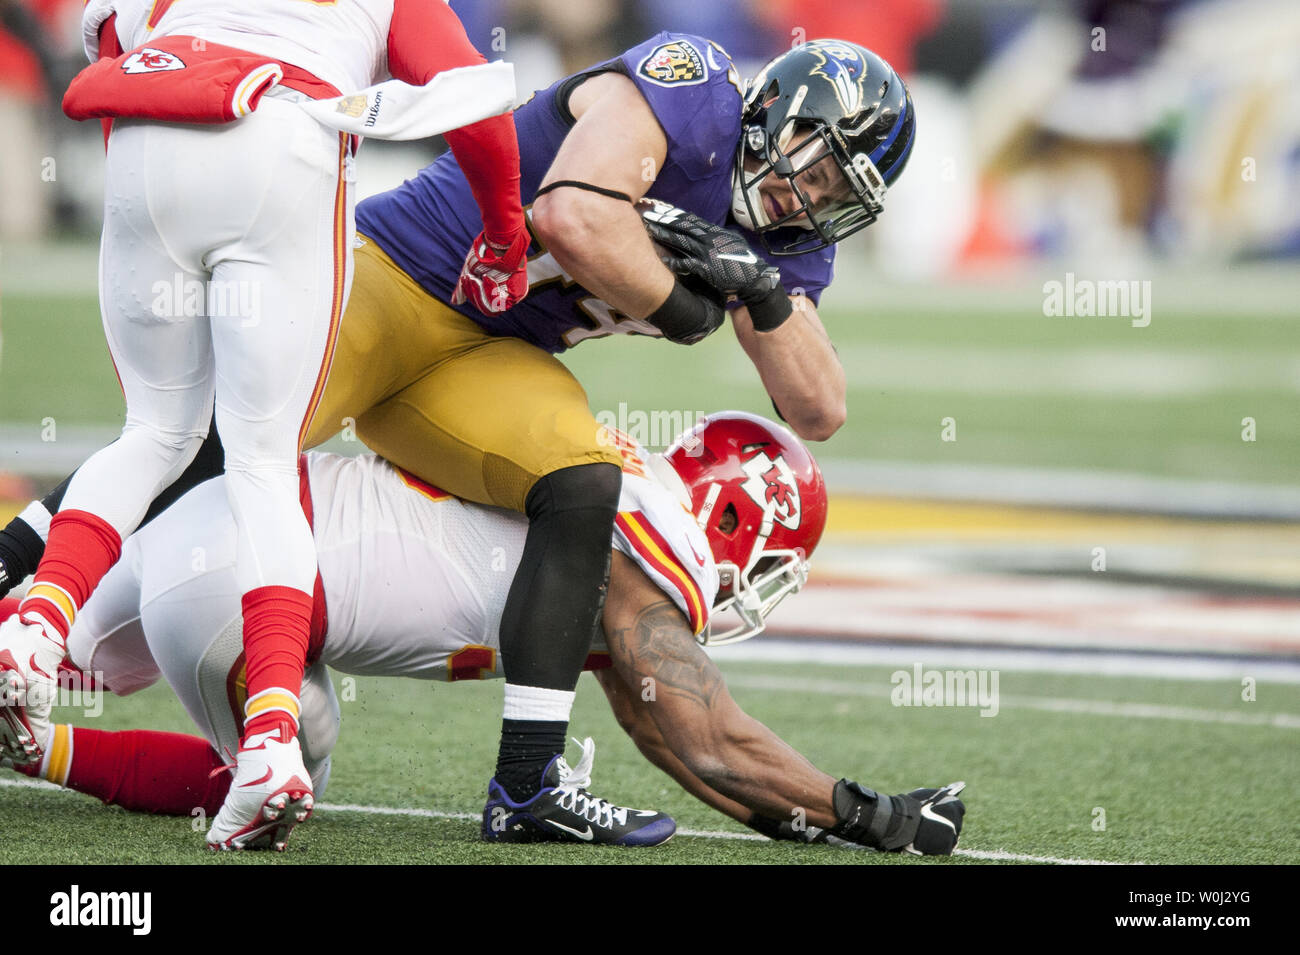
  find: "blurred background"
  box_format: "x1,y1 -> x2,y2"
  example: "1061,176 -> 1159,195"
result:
2,0 -> 1298,660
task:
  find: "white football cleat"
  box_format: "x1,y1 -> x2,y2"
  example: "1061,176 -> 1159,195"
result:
0,614 -> 64,766
206,727 -> 314,852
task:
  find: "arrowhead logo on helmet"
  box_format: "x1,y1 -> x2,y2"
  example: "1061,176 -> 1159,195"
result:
740,452 -> 801,530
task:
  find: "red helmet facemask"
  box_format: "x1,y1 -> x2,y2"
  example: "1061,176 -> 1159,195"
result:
665,411 -> 827,645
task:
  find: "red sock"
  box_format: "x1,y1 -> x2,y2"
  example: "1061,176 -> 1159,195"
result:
241,585 -> 312,740
19,510 -> 121,642
56,725 -> 231,816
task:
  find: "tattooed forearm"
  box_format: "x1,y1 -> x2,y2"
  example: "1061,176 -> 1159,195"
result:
608,600 -> 725,710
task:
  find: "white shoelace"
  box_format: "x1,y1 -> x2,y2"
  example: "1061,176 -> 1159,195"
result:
551,737 -> 628,830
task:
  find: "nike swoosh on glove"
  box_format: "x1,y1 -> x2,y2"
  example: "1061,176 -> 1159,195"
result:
639,198 -> 791,332
904,782 -> 966,855
639,198 -> 778,300
452,228 -> 531,315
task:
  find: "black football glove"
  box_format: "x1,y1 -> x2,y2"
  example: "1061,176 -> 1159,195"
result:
746,780 -> 966,855
825,779 -> 966,855
903,783 -> 967,855
639,199 -> 793,332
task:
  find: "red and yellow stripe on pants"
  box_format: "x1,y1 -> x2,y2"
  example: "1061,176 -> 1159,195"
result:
297,132 -> 351,452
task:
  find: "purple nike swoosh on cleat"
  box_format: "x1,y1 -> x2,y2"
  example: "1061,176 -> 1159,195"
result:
615,816 -> 676,847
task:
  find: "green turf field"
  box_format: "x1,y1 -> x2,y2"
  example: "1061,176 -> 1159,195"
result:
2,254 -> 1297,867
3,659 -> 1296,864
3,284 -> 1298,484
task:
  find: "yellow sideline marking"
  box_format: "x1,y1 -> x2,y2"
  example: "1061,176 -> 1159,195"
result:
826,494 -> 1300,542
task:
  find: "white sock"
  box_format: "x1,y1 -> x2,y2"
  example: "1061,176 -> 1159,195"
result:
502,684 -> 575,723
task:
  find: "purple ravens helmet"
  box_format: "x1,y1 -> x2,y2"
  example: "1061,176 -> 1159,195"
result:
732,39 -> 916,255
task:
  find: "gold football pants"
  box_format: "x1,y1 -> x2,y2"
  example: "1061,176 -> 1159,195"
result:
303,236 -> 620,511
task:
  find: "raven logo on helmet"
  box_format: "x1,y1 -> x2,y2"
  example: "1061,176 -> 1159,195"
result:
809,42 -> 867,114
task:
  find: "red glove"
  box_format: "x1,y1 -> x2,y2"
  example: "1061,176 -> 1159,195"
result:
451,229 -> 530,315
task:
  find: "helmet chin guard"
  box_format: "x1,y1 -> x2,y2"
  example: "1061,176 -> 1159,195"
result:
703,501 -> 812,646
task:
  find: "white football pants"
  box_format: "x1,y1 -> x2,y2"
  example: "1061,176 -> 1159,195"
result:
62,95 -> 353,598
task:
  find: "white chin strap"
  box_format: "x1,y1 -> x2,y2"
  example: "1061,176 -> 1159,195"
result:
730,164 -> 768,231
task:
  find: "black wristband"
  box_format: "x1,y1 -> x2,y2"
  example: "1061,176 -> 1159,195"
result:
645,279 -> 723,346
830,779 -> 919,851
742,283 -> 793,332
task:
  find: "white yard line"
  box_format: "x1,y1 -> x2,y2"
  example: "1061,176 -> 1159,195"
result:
722,673 -> 1300,729
953,848 -> 1124,865
711,639 -> 1300,684
0,778 -> 1136,864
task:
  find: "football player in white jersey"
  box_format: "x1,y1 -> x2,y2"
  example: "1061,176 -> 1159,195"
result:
5,413 -> 966,853
0,0 -> 532,850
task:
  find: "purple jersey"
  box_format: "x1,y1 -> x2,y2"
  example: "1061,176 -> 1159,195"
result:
356,32 -> 836,354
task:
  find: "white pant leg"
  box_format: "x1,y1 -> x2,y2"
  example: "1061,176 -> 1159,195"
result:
67,476 -> 337,792
141,547 -> 337,792
59,135 -> 216,534
71,100 -> 353,597
141,578 -> 335,794
206,98 -> 354,596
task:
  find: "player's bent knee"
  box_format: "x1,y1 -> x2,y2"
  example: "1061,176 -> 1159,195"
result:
117,426 -> 209,491
122,422 -> 208,459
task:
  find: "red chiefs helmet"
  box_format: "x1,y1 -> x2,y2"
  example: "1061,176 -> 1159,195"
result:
664,411 -> 828,645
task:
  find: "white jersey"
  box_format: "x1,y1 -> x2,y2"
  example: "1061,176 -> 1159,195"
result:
608,436 -> 719,637
66,448 -> 718,774
83,0 -> 400,93
308,442 -> 719,677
